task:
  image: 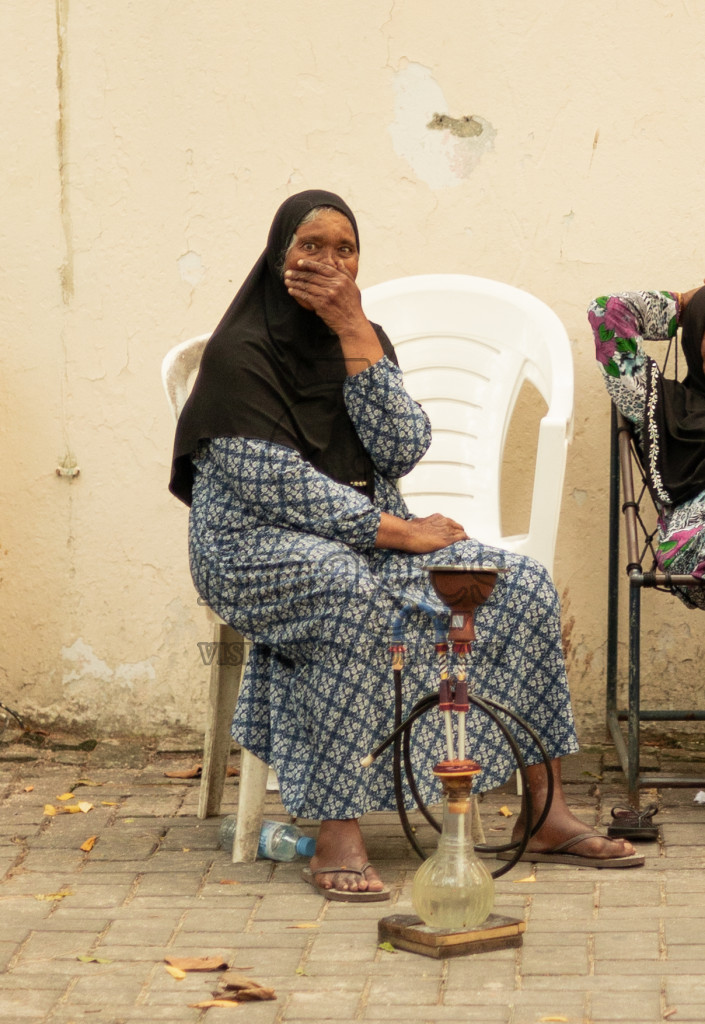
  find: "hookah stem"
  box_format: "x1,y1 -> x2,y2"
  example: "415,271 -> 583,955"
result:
437,643 -> 455,761
444,712 -> 455,762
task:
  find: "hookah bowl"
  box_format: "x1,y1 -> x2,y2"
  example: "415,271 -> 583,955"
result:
412,760 -> 495,930
426,564 -> 501,642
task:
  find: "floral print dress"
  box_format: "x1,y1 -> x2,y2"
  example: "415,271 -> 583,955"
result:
188,356 -> 578,820
588,290 -> 705,609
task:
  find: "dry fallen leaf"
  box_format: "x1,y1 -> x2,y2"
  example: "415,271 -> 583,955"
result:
78,801 -> 93,813
499,805 -> 514,817
23,785 -> 34,792
62,805 -> 82,814
189,1000 -> 240,1009
57,792 -> 74,801
663,1010 -> 678,1021
34,890 -> 73,901
164,765 -> 202,779
539,1017 -> 569,1023
513,873 -> 537,884
378,941 -> 398,954
101,801 -> 118,806
44,805 -> 58,816
164,965 -> 187,980
219,880 -> 242,886
287,922 -> 320,929
217,972 -> 276,1001
164,956 -> 229,972
80,836 -> 98,852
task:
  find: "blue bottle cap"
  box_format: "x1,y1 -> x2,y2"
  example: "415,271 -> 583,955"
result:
296,835 -> 317,858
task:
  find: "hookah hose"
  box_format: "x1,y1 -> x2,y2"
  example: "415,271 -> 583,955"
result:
368,602 -> 555,879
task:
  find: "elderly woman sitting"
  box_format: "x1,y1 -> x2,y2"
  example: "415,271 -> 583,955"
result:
170,190 -> 642,901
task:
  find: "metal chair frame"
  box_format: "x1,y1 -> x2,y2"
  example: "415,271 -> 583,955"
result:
607,386 -> 705,803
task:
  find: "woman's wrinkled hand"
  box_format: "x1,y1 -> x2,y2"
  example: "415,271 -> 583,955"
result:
284,259 -> 365,335
375,512 -> 469,553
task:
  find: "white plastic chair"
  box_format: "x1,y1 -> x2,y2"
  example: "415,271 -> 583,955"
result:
361,274 -> 574,575
162,336 -> 268,862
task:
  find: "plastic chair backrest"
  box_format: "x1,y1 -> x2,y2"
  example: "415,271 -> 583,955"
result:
161,334 -> 210,422
361,274 -> 574,574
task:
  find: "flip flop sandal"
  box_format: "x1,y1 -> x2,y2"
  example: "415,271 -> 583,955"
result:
498,831 -> 645,868
301,862 -> 390,902
607,803 -> 659,840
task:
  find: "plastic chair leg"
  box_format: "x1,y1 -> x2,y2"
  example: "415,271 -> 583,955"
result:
232,750 -> 268,863
197,621 -> 245,820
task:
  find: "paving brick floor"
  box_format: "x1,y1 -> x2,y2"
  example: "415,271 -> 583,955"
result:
1,735 -> 705,1023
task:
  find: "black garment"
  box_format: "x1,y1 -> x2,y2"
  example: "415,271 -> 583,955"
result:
169,189 -> 397,506
645,286 -> 705,505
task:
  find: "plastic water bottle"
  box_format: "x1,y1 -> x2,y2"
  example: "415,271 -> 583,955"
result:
218,815 -> 316,861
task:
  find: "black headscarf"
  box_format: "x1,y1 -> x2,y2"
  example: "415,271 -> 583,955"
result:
644,286 -> 705,505
169,189 -> 397,506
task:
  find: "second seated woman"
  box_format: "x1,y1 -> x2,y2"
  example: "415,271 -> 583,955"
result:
170,190 -> 642,901
588,285 -> 705,609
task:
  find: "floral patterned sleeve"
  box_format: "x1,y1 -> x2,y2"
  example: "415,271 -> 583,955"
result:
587,291 -> 679,431
203,437 -> 381,552
343,355 -> 432,478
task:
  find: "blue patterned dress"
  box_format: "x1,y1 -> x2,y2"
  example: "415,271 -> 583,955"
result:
188,356 -> 578,820
588,291 -> 705,609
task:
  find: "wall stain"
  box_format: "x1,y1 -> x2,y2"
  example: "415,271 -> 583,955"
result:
55,0 -> 73,302
427,113 -> 484,138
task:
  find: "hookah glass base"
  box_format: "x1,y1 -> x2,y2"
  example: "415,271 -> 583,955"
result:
412,760 -> 495,930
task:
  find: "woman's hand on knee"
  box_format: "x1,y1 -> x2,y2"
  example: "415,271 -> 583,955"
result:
375,512 -> 468,552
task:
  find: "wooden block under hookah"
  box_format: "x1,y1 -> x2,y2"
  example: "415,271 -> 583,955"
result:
378,913 -> 525,959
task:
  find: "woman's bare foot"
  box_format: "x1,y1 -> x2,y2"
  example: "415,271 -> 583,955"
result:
513,759 -> 638,860
309,819 -> 385,893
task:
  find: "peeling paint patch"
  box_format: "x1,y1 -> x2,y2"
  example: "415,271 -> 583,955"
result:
427,113 -> 483,138
62,638 -> 156,693
178,250 -> 205,287
390,63 -> 496,189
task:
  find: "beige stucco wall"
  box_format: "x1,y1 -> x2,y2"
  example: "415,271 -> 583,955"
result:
1,0 -> 702,743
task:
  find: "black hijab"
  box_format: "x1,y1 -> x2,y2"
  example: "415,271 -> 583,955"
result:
644,286 -> 705,505
169,189 -> 397,506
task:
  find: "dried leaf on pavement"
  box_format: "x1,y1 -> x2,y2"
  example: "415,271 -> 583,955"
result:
164,965 -> 187,980
80,836 -> 98,852
164,765 -> 202,779
219,880 -> 241,885
217,972 -> 276,1001
513,873 -> 537,884
57,793 -> 74,801
287,922 -> 319,929
190,1000 -> 240,1009
23,785 -> 34,792
499,805 -> 514,817
378,941 -> 398,954
77,801 -> 94,813
34,890 -> 73,901
164,956 -> 229,972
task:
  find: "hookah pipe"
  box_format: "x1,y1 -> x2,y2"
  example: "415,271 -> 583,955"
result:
361,565 -> 554,879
